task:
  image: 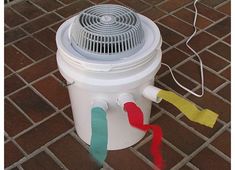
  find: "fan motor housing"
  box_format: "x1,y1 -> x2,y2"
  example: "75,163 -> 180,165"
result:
70,4 -> 145,60
56,4 -> 162,150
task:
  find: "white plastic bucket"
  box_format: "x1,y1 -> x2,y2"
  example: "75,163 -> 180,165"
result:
56,14 -> 162,150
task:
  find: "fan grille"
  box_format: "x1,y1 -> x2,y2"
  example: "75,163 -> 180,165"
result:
70,4 -> 144,60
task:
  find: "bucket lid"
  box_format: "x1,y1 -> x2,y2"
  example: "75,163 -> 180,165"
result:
70,4 -> 145,61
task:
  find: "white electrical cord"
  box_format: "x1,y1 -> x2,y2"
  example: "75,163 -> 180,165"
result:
161,0 -> 204,97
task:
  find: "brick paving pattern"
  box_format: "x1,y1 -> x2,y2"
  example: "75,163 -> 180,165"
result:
4,0 -> 230,169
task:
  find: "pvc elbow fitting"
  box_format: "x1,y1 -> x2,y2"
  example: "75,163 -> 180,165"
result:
143,86 -> 162,103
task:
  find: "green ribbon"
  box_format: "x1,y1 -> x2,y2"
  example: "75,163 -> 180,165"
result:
90,107 -> 108,165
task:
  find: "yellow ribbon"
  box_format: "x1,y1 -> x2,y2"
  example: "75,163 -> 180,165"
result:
157,90 -> 218,128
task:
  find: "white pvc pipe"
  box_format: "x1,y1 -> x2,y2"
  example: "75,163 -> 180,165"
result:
92,99 -> 109,111
117,93 -> 135,108
142,86 -> 162,103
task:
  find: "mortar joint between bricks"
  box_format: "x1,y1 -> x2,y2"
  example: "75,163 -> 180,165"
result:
4,0 -> 25,7
208,145 -> 230,162
129,147 -> 156,169
6,96 -> 35,125
213,81 -> 230,94
25,0 -> 49,13
161,110 -> 210,141
185,162 -> 199,170
45,148 -> 69,170
162,138 -> 188,157
172,123 -> 230,169
6,128 -> 75,170
9,6 -> 30,21
190,84 -> 231,105
7,54 -> 56,80
10,44 -> 36,63
214,0 -> 230,9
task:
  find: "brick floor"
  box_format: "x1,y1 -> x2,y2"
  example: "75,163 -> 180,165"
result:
4,0 -> 230,170
21,151 -> 62,170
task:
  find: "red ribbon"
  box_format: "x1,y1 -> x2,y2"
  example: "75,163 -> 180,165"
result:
124,102 -> 164,170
